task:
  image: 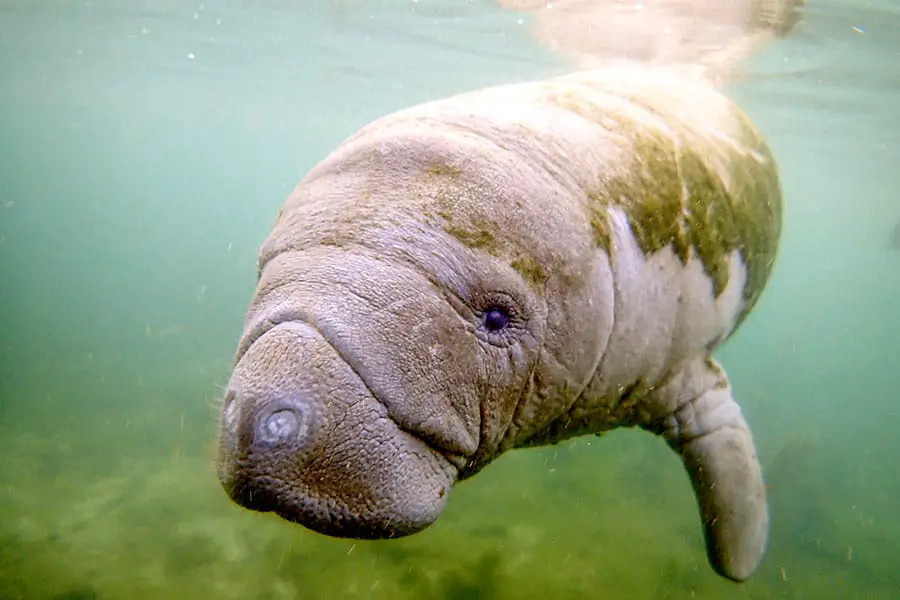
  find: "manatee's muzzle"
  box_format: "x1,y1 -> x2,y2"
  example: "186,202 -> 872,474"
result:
219,394 -> 313,514
216,320 -> 459,539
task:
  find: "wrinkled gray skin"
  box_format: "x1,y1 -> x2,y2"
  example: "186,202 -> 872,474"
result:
217,67 -> 781,583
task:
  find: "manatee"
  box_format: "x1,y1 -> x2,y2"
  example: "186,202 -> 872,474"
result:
216,64 -> 782,583
890,219 -> 900,250
497,0 -> 806,84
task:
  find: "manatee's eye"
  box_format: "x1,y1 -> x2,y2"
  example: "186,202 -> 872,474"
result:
473,293 -> 523,346
483,307 -> 510,332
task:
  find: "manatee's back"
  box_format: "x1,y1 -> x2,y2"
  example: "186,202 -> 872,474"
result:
347,65 -> 778,322
307,65 -> 782,341
534,67 -> 784,326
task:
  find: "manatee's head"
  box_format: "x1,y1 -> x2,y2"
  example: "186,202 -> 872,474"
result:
215,113 -> 612,539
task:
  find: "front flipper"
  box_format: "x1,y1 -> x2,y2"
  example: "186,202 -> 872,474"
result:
644,358 -> 768,582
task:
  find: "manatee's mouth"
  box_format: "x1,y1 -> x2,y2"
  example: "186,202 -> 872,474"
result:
219,315 -> 463,539
236,308 -> 469,471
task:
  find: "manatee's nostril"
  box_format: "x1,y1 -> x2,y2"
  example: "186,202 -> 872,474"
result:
265,409 -> 298,440
254,401 -> 308,447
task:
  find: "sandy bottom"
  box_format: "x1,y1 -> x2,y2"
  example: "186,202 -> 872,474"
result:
0,403 -> 894,600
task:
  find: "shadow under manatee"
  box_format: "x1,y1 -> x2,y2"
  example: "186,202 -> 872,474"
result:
372,542 -> 505,600
439,550 -> 504,600
764,434 -> 834,562
759,432 -> 900,592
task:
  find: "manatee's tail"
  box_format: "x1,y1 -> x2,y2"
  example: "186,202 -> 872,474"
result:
497,0 -> 807,88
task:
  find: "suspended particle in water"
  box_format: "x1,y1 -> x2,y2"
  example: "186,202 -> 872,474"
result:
890,219 -> 900,250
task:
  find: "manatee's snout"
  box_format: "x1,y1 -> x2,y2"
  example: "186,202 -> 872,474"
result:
255,401 -> 307,448
220,393 -> 314,514
216,320 -> 458,539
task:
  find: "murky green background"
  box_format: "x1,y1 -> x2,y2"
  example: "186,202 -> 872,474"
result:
1,1 -> 898,599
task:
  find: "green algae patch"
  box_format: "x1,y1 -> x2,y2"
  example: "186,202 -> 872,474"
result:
445,223 -> 497,251
563,99 -> 779,314
540,78 -> 782,318
585,192 -> 613,250
599,129 -> 745,297
435,187 -> 502,256
511,256 -> 548,287
422,162 -> 549,291
426,162 -> 463,178
543,85 -> 616,125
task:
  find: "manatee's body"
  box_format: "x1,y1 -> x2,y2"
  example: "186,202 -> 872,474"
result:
497,0 -> 806,86
217,65 -> 782,583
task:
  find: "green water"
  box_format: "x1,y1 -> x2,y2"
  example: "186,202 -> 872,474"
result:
1,1 -> 898,598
